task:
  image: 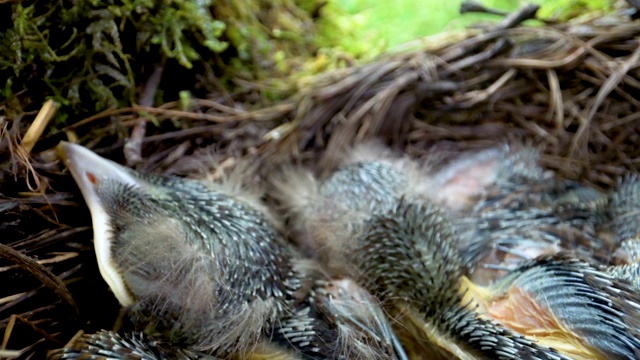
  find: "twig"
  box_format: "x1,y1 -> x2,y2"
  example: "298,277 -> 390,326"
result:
460,1 -> 507,16
460,1 -> 554,27
2,314 -> 62,346
571,39 -> 640,157
446,38 -> 511,74
0,244 -> 78,317
546,69 -> 564,131
21,100 -> 58,154
125,60 -> 166,167
493,4 -> 540,31
0,252 -> 79,272
452,68 -> 517,108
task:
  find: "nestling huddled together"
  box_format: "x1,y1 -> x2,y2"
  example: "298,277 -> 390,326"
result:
49,141 -> 640,360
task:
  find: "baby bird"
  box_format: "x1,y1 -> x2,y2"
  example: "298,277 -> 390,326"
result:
354,200 -> 575,360
445,146 -> 610,284
275,141 -> 610,285
354,193 -> 640,359
48,330 -> 221,359
55,142 -> 398,359
463,254 -> 640,360
57,141 -> 299,356
271,142 -> 418,263
604,174 -> 640,289
273,146 -> 572,359
609,173 -> 640,264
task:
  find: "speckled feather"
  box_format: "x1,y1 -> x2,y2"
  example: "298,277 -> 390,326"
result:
271,160 -> 412,272
47,330 -> 220,360
354,200 -> 573,360
273,148 -> 578,358
486,254 -> 640,359
95,171 -> 303,353
605,263 -> 640,290
58,143 -> 397,359
271,153 -> 414,359
453,148 -> 610,283
610,174 -> 640,263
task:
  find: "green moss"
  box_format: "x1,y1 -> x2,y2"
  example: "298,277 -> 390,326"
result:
314,1 -> 386,61
1,0 -> 230,123
0,0 -> 335,125
332,0 -> 614,52
536,0 -> 611,20
4,0 -> 607,127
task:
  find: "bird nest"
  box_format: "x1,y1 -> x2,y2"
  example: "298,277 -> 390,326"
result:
2,3 -> 640,358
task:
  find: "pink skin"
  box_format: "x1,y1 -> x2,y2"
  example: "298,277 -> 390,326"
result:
428,149 -> 502,213
323,278 -> 376,306
431,159 -> 500,213
427,147 -> 568,285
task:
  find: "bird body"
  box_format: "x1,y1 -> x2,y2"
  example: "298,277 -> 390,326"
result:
462,254 -> 640,360
609,174 -> 640,264
270,142 -> 422,263
54,140 -> 640,360
273,146 -> 572,359
354,200 -> 574,360
58,142 -> 300,355
447,147 -> 610,284
604,174 -> 640,291
55,142 -> 399,359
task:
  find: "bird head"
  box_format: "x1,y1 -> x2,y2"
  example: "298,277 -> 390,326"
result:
58,141 -> 165,308
57,142 -> 294,351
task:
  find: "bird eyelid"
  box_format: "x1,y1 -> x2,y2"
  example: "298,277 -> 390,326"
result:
86,171 -> 98,184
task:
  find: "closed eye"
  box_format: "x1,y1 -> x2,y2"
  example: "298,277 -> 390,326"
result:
86,171 -> 97,184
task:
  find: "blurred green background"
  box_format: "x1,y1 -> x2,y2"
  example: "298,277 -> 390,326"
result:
332,0 -> 611,52
0,0 -> 614,123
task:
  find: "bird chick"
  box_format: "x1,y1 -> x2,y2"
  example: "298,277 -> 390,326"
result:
271,142 -> 420,263
57,142 -> 397,359
463,254 -> 640,360
353,199 -> 573,360
603,174 -> 640,290
609,173 -> 640,264
449,147 -> 610,284
326,145 -> 637,359
58,142 -> 301,355
273,151 -> 571,359
47,330 -> 221,360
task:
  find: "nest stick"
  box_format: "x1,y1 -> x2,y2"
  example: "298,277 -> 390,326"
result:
0,244 -> 78,317
21,100 -> 58,154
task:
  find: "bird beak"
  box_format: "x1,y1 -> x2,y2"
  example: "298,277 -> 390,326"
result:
57,141 -> 140,196
57,141 -> 137,306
